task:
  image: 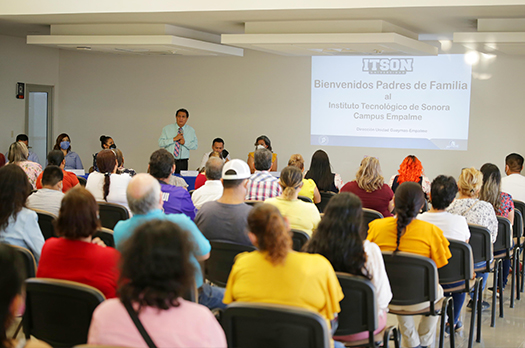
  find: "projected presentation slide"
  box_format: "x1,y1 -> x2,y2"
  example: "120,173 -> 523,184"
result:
311,55 -> 472,150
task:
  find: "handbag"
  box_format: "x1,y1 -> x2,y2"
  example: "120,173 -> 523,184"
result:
123,300 -> 158,348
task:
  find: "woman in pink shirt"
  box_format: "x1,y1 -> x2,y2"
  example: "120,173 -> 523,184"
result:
88,219 -> 226,348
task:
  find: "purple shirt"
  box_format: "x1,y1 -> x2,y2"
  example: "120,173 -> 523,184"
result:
160,182 -> 197,220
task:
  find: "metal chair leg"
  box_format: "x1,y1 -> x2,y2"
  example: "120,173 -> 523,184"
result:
476,279 -> 482,343
447,298 -> 455,348
521,246 -> 525,293
517,247 -> 521,300
511,250 -> 518,307
491,262 -> 499,327
438,297 -> 451,348
468,278 -> 481,348
499,260 -> 504,318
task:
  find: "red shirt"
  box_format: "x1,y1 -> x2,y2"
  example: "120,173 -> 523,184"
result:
194,173 -> 207,189
36,169 -> 79,193
340,181 -> 394,218
37,238 -> 120,299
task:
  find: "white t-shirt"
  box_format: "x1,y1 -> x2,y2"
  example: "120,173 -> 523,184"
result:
417,211 -> 470,242
363,240 -> 393,317
191,180 -> 223,210
501,173 -> 525,203
199,151 -> 231,170
86,172 -> 132,211
26,188 -> 65,217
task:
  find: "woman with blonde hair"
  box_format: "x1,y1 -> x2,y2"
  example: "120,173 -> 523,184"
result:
288,154 -> 321,203
265,166 -> 321,236
7,142 -> 42,189
390,155 -> 431,196
447,167 -> 498,311
224,204 -> 344,347
341,156 -> 394,217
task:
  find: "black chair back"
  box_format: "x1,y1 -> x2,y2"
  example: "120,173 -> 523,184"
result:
97,202 -> 129,230
298,195 -> 313,203
205,241 -> 256,287
382,251 -> 438,308
468,224 -> 493,272
316,191 -> 336,213
33,210 -> 57,240
6,244 -> 37,279
495,217 -> 512,257
513,209 -> 523,243
222,302 -> 330,348
362,208 -> 383,232
291,229 -> 310,251
438,239 -> 474,290
23,278 -> 105,347
513,200 -> 525,226
93,228 -> 115,248
335,273 -> 377,345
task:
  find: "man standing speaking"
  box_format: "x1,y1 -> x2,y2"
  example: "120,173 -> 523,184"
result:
158,108 -> 198,174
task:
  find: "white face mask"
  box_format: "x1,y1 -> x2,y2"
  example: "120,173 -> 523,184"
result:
256,144 -> 266,150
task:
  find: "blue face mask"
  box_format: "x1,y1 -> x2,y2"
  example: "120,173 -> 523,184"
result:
60,141 -> 70,150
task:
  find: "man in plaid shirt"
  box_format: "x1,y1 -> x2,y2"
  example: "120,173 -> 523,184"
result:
245,148 -> 282,201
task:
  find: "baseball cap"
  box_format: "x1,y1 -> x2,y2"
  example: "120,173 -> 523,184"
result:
222,159 -> 251,180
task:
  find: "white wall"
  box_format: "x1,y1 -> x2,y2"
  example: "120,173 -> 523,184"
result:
56,48 -> 525,182
0,35 -> 59,157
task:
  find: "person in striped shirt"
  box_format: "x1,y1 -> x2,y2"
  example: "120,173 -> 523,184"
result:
245,148 -> 282,201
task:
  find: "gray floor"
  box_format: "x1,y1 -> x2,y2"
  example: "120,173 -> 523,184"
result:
386,277 -> 525,348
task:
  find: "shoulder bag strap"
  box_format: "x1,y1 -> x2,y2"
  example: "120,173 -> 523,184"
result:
123,300 -> 157,348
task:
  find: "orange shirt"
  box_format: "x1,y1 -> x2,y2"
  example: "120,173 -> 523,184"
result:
367,217 -> 451,268
36,169 -> 80,193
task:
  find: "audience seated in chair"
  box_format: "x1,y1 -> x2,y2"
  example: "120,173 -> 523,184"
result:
223,204 -> 345,348
88,220 -> 227,348
305,149 -> 343,194
191,157 -> 224,210
148,149 -> 196,219
501,152 -> 525,202
35,150 -> 79,193
247,135 -> 278,174
367,182 -> 451,348
0,244 -> 51,348
0,165 -> 44,262
288,154 -> 321,204
245,148 -> 281,201
305,192 -> 392,343
36,187 -> 120,299
341,156 -> 394,218
86,149 -> 132,212
7,141 -> 42,190
447,167 -> 498,311
27,166 -> 65,217
265,165 -> 321,236
195,160 -> 253,246
418,175 -> 471,334
390,155 -> 431,198
113,173 -> 224,310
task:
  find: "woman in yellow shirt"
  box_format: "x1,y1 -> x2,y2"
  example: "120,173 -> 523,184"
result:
247,135 -> 278,173
264,166 -> 321,236
288,154 -> 321,203
224,204 -> 344,346
367,182 -> 451,348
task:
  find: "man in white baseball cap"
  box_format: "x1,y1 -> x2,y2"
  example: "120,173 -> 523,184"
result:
195,159 -> 254,246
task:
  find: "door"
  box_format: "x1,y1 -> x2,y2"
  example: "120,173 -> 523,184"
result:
25,84 -> 53,165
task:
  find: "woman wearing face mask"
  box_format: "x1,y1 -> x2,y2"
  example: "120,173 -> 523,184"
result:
92,135 -> 116,172
247,135 -> 278,174
53,133 -> 83,170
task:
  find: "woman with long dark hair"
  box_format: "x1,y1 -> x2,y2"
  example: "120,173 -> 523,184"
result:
367,182 -> 451,348
305,193 -> 392,342
53,133 -> 83,170
0,165 -> 44,262
88,220 -> 226,347
86,149 -> 131,211
224,204 -> 344,347
92,135 -> 115,172
305,149 -> 342,193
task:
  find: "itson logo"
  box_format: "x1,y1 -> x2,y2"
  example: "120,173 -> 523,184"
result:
362,58 -> 414,74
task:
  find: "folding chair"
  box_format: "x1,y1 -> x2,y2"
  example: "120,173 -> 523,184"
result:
31,209 -> 57,240
291,229 -> 310,251
97,202 -> 129,230
205,241 -> 256,287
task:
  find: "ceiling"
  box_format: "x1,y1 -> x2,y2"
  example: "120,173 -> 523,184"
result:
2,4 -> 525,56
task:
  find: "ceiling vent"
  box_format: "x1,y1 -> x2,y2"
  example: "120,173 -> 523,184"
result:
454,19 -> 525,55
221,20 -> 438,56
27,24 -> 243,57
